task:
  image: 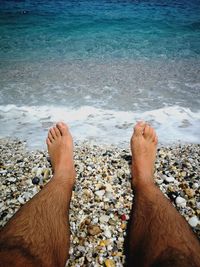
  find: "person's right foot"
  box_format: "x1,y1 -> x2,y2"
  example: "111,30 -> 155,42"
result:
131,121 -> 158,188
46,122 -> 76,186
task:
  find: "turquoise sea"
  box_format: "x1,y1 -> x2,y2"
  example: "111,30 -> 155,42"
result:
0,0 -> 200,147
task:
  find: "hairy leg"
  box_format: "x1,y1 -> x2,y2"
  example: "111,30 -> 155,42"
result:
0,122 -> 75,267
127,122 -> 200,267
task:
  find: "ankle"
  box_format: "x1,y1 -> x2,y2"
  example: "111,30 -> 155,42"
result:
132,177 -> 155,192
53,169 -> 76,185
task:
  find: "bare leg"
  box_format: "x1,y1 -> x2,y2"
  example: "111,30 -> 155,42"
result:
128,122 -> 200,267
0,122 -> 75,267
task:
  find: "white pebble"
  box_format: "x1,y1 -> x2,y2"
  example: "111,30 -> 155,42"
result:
98,256 -> 104,264
104,229 -> 112,238
92,217 -> 98,224
31,167 -> 37,174
87,166 -> 92,171
100,215 -> 110,223
175,196 -> 186,207
105,183 -> 113,192
193,183 -> 199,189
77,245 -> 85,252
95,190 -> 105,198
107,245 -> 113,251
156,179 -> 163,185
165,176 -> 175,183
36,168 -> 42,177
188,216 -> 199,227
17,196 -> 25,204
0,170 -> 7,174
7,177 -> 16,183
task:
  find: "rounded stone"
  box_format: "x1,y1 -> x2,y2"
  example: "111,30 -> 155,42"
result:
104,259 -> 115,267
32,177 -> 40,185
88,225 -> 102,236
95,190 -> 105,198
193,183 -> 199,189
164,176 -> 175,183
121,223 -> 126,230
188,216 -> 199,227
121,214 -> 127,221
17,196 -> 25,204
104,229 -> 112,238
43,169 -> 50,180
156,179 -> 163,185
185,188 -> 195,198
175,196 -> 187,207
100,215 -> 110,223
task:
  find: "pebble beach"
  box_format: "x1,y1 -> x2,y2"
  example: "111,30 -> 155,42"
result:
0,138 -> 199,267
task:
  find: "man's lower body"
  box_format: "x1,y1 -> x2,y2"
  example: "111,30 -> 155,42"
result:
0,122 -> 199,267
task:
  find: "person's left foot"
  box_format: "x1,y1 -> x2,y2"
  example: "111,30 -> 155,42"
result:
46,122 -> 76,186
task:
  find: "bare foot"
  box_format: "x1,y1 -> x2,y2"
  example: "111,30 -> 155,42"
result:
130,121 -> 158,188
46,122 -> 76,186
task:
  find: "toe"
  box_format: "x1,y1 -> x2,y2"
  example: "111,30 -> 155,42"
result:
57,122 -> 68,136
154,135 -> 158,145
133,121 -> 146,136
144,124 -> 156,142
143,124 -> 151,139
46,137 -> 51,146
151,128 -> 157,141
50,127 -> 57,139
54,126 -> 61,137
48,131 -> 54,142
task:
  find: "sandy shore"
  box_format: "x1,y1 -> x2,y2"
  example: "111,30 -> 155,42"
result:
0,138 -> 199,266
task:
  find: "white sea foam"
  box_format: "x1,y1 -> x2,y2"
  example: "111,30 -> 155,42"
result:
0,104 -> 199,148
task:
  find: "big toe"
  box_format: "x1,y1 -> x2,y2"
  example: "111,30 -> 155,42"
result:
56,122 -> 69,136
133,121 -> 146,137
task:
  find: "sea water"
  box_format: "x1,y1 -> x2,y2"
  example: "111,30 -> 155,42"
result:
0,0 -> 200,148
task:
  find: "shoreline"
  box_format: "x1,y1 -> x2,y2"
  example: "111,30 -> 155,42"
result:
0,138 -> 199,266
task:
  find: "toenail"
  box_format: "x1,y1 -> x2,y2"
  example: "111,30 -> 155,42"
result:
137,121 -> 145,125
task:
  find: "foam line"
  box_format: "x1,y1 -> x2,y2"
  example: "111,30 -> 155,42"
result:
0,104 -> 199,148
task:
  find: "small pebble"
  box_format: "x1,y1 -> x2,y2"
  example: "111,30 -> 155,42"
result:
104,229 -> 112,238
164,175 -> 175,183
88,225 -> 102,236
188,216 -> 199,227
104,259 -> 115,267
17,196 -> 25,204
32,177 -> 40,185
185,188 -> 195,198
121,214 -> 127,221
100,215 -> 110,223
193,183 -> 199,189
95,190 -> 105,198
175,196 -> 187,207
